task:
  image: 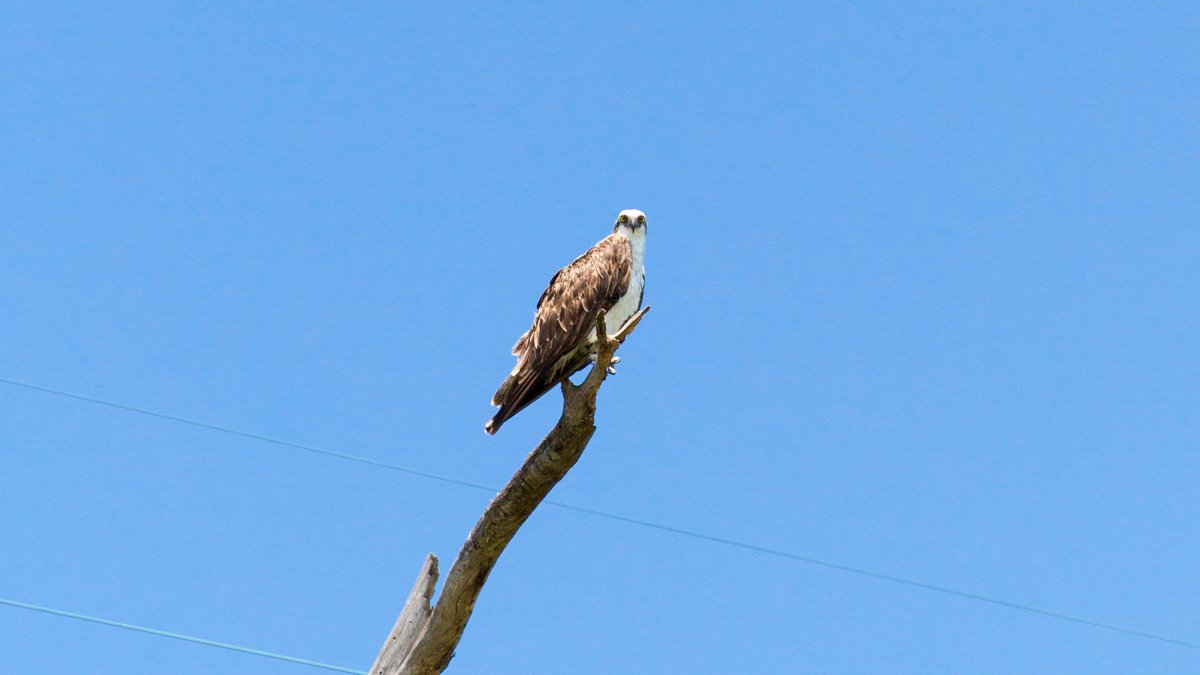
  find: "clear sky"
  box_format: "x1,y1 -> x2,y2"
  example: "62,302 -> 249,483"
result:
1,2 -> 1197,673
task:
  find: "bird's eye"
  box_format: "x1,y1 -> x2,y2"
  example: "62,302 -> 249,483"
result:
619,215 -> 630,224
637,215 -> 646,225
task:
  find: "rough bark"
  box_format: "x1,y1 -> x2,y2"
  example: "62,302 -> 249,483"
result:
370,306 -> 650,675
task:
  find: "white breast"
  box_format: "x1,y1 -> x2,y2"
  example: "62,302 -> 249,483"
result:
594,228 -> 645,339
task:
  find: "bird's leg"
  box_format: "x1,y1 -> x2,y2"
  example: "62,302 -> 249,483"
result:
586,348 -> 621,374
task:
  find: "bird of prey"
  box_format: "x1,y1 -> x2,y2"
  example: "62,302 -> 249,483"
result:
486,209 -> 647,434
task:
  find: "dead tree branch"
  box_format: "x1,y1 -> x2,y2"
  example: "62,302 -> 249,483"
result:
370,306 -> 651,675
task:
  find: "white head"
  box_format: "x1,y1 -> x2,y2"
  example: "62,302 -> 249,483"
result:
613,209 -> 647,236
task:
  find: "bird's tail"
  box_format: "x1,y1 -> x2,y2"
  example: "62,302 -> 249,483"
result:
485,364 -> 580,435
485,350 -> 594,435
485,374 -> 519,434
486,378 -> 540,435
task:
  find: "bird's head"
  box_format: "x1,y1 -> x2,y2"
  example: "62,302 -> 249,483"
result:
613,209 -> 647,235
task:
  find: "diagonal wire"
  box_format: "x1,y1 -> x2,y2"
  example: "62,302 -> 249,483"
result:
542,502 -> 1200,649
1,376 -> 1197,651
0,597 -> 365,674
0,377 -> 498,495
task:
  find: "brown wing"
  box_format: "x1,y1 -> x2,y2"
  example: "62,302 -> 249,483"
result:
485,233 -> 632,434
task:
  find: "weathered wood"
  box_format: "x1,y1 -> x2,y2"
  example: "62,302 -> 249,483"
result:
369,554 -> 438,674
371,306 -> 650,675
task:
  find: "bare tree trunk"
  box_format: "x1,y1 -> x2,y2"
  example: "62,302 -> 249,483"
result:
370,307 -> 650,675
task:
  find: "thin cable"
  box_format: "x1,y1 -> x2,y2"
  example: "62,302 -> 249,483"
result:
2,376 -> 1197,651
0,377 -> 498,495
542,501 -> 1200,649
0,597 -> 365,674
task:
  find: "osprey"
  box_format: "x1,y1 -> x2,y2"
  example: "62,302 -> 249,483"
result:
486,209 -> 647,434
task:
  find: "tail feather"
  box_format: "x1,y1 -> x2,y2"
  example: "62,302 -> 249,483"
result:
485,374 -> 553,435
490,373 -> 515,408
485,353 -> 591,435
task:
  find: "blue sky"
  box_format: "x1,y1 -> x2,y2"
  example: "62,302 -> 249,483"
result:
2,2 -> 1197,673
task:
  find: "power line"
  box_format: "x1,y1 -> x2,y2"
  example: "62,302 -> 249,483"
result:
544,502 -> 1200,650
0,597 -> 365,674
0,377 -> 498,495
2,376 -> 1197,651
